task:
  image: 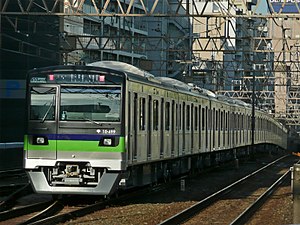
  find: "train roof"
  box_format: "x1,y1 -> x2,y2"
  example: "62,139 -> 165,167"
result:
155,77 -> 192,92
88,61 -> 154,78
88,61 -> 253,106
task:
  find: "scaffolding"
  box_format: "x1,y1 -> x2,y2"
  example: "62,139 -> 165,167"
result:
1,0 -> 300,130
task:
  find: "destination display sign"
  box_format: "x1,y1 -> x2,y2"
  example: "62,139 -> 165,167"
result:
29,72 -> 123,85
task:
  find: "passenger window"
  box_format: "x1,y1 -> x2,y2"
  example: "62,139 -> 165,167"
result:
187,105 -> 190,130
153,100 -> 159,130
195,106 -> 198,131
165,102 -> 170,130
139,97 -> 146,130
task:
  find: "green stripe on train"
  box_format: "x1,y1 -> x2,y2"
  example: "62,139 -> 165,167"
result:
24,135 -> 125,152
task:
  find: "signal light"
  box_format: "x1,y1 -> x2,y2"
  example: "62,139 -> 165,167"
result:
99,75 -> 105,82
48,74 -> 55,81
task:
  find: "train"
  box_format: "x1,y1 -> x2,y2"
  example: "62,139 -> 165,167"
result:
24,61 -> 288,195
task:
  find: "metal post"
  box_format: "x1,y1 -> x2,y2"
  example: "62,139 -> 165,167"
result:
293,164 -> 300,224
251,66 -> 255,153
180,179 -> 186,192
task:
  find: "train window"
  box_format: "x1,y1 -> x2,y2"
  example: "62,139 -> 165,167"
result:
218,110 -> 221,147
153,100 -> 159,130
216,109 -> 219,131
139,97 -> 146,130
207,108 -> 210,130
165,102 -> 170,130
171,101 -> 175,130
148,95 -> 152,158
187,105 -> 190,130
202,107 -> 205,131
161,98 -> 164,131
60,86 -> 121,122
183,103 -> 186,131
220,110 -> 222,131
30,87 -> 56,121
249,115 -> 252,130
225,112 -> 228,130
171,101 -> 175,155
192,104 -> 195,129
191,104 -> 194,150
199,106 -> 202,148
241,114 -> 244,129
205,107 -> 208,149
179,104 -> 182,130
195,106 -> 198,131
176,104 -> 179,130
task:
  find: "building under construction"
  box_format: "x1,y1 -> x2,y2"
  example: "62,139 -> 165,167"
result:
1,0 -> 300,142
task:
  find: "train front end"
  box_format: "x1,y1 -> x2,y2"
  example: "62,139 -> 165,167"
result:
24,66 -> 126,195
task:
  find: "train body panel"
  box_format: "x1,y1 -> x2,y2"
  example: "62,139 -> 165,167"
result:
24,61 -> 288,195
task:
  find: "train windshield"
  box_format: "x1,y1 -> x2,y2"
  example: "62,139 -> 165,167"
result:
30,87 -> 56,121
60,86 -> 121,122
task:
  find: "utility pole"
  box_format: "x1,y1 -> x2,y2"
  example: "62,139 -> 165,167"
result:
251,63 -> 255,153
248,16 -> 255,154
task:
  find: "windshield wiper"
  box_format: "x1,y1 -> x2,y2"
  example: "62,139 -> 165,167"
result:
40,96 -> 55,123
82,117 -> 102,126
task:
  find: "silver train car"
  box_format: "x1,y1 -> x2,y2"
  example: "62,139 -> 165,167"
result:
24,61 -> 288,195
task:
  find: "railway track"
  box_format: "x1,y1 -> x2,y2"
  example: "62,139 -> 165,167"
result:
0,184 -> 33,212
158,155 -> 296,225
0,194 -> 105,225
0,181 -> 165,225
0,170 -> 29,202
230,170 -> 290,225
0,154 -> 295,225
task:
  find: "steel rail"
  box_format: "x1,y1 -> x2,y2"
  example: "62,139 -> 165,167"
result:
158,155 -> 291,225
19,200 -> 64,225
23,176 -> 177,225
0,201 -> 54,222
230,169 -> 291,225
0,183 -> 32,212
26,199 -> 109,225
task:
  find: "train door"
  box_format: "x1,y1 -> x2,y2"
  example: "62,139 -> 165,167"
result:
138,96 -> 147,160
127,92 -> 132,162
178,103 -> 182,155
27,85 -> 58,159
182,102 -> 186,153
164,101 -> 171,157
191,104 -> 194,153
205,106 -> 208,151
133,93 -> 138,160
160,98 -> 164,157
147,96 -> 152,159
171,100 -> 176,156
151,98 -> 161,159
127,91 -> 136,162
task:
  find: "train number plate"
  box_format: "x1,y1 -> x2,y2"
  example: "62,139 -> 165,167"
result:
96,129 -> 116,134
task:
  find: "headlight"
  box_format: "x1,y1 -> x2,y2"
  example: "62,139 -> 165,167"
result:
99,137 -> 118,147
103,138 -> 112,146
32,135 -> 48,145
36,137 -> 45,144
